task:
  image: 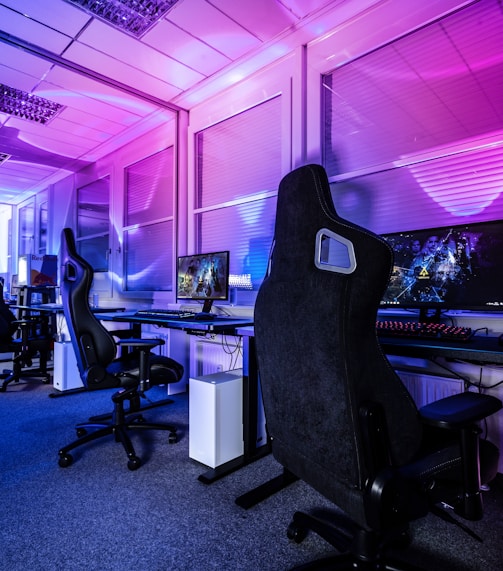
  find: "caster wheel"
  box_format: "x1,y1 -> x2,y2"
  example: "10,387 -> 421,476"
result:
58,453 -> 74,468
76,428 -> 88,437
168,433 -> 177,444
394,530 -> 412,550
287,522 -> 308,544
127,456 -> 141,471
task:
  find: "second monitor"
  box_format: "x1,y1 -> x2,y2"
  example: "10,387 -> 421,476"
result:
176,250 -> 230,313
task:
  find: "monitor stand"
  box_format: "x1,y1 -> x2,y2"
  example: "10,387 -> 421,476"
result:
202,299 -> 213,313
419,307 -> 441,324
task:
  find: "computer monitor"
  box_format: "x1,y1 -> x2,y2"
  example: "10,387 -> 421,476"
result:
380,220 -> 503,318
176,251 -> 230,313
17,254 -> 58,287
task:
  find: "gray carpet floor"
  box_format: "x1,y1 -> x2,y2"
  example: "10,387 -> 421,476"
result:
1,374 -> 502,571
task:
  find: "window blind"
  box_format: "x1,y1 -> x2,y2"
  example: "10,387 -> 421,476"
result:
124,147 -> 175,291
76,177 -> 110,272
323,0 -> 503,233
195,97 -> 282,291
125,147 -> 174,225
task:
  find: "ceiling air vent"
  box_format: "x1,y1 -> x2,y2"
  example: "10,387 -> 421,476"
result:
0,153 -> 11,166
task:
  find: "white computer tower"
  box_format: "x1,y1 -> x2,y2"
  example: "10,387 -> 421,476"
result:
53,341 -> 83,391
189,369 -> 243,468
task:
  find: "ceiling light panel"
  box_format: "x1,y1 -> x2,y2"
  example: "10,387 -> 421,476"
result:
64,0 -> 182,37
0,84 -> 65,125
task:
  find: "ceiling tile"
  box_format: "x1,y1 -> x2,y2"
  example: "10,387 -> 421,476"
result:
209,0 -> 297,40
0,42 -> 53,80
143,19 -> 232,77
0,64 -> 45,94
76,20 -> 204,90
42,66 -> 160,120
0,4 -> 73,54
62,42 -> 186,101
56,109 -> 126,140
0,0 -> 91,37
278,0 -> 337,19
167,0 -> 261,59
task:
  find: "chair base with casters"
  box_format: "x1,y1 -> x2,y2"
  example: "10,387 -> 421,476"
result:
287,509 -> 419,571
0,288 -> 53,392
58,337 -> 180,471
58,384 -> 177,471
281,393 -> 501,571
0,330 -> 52,392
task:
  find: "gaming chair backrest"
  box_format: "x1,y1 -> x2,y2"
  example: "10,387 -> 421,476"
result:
60,228 -> 118,388
254,165 -> 422,507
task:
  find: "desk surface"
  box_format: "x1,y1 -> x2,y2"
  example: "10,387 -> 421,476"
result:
379,334 -> 503,364
237,326 -> 503,364
15,304 -> 126,313
96,310 -> 254,332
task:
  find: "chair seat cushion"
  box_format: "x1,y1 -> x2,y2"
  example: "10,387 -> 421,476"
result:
107,352 -> 184,387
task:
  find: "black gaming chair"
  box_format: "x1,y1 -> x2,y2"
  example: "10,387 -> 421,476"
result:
254,164 -> 501,570
57,228 -> 184,470
0,282 -> 52,392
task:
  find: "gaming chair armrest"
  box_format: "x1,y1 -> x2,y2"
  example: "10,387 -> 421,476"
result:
116,338 -> 165,391
109,328 -> 137,339
116,338 -> 164,350
419,391 -> 501,521
12,315 -> 50,343
419,391 -> 502,430
110,329 -> 139,356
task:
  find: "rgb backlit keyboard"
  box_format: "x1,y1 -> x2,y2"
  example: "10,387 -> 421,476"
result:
376,320 -> 472,341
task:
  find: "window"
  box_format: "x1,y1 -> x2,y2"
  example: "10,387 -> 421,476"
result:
18,202 -> 35,256
124,147 -> 175,291
38,201 -> 48,255
322,0 -> 503,233
195,96 -> 282,290
77,177 -> 110,272
0,204 -> 12,283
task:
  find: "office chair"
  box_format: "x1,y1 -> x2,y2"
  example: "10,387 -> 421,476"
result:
254,164 -> 501,570
0,282 -> 53,392
57,228 -> 184,470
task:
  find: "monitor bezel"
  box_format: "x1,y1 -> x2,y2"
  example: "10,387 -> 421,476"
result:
176,250 -> 230,306
379,219 -> 503,313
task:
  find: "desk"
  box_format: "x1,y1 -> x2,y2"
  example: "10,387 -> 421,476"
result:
16,304 -> 125,339
95,311 -> 259,483
33,303 -> 125,314
95,310 -> 251,335
378,334 -> 503,364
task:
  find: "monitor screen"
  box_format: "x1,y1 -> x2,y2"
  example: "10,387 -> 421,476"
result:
380,220 -> 503,312
176,251 -> 230,311
17,254 -> 58,287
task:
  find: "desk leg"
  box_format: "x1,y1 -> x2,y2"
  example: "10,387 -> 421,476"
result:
197,444 -> 271,484
235,467 -> 299,509
233,336 -> 297,507
197,335 -> 272,484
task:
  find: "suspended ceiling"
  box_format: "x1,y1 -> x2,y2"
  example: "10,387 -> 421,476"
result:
0,0 -> 350,204
2,1 -> 499,208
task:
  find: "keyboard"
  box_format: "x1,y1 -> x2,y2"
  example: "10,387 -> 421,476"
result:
376,320 -> 473,342
134,309 -> 197,320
